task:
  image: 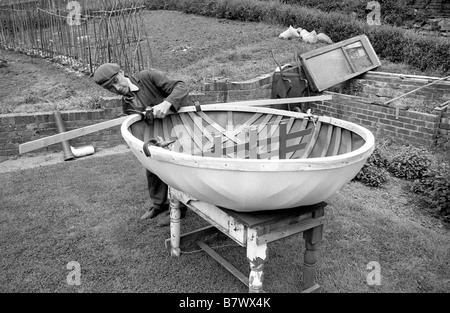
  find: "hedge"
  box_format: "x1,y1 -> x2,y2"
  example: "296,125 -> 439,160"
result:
146,0 -> 450,74
279,0 -> 420,27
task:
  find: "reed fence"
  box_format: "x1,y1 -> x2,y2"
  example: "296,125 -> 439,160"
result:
0,0 -> 153,75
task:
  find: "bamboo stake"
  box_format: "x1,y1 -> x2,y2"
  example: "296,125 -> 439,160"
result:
86,19 -> 93,73
24,4 -> 30,48
48,0 -> 55,59
92,11 -> 101,66
17,4 -> 23,49
12,4 -> 17,47
0,10 -> 5,45
61,8 -> 69,60
38,6 -> 44,55
118,8 -> 130,72
134,6 -> 142,72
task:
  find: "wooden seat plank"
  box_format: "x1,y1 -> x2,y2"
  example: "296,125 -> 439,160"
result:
320,124 -> 334,157
287,118 -> 309,159
300,122 -> 322,159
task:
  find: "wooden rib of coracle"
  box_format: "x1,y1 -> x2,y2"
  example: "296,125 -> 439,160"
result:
148,111 -> 363,160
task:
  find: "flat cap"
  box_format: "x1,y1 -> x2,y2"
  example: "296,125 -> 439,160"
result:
93,63 -> 120,88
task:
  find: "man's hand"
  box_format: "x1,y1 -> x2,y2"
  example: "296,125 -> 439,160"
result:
152,100 -> 172,119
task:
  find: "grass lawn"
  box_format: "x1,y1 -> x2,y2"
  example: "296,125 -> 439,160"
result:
0,150 -> 448,293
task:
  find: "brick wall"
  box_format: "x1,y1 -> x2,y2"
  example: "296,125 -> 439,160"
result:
193,73 -> 273,104
440,111 -> 450,137
309,92 -> 442,147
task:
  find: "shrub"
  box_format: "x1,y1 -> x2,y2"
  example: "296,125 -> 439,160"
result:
387,146 -> 431,180
279,0 -> 418,27
411,165 -> 450,220
355,163 -> 389,187
401,33 -> 450,73
435,132 -> 450,158
365,25 -> 406,63
368,148 -> 389,168
354,148 -> 389,187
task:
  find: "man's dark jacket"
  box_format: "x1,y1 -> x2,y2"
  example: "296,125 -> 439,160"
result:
122,68 -> 190,113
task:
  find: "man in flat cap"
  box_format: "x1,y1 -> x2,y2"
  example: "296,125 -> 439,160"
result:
94,63 -> 189,226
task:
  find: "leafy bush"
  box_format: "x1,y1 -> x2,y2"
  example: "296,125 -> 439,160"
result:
435,132 -> 450,159
368,148 -> 389,168
402,33 -> 450,73
411,166 -> 450,220
355,163 -> 389,187
279,0 -> 367,20
279,0 -> 419,27
365,25 -> 406,63
354,148 -> 389,187
387,146 -> 432,180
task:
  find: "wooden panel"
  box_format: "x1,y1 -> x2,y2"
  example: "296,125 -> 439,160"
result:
279,123 -> 312,159
330,126 -> 342,156
308,123 -> 331,158
338,129 -> 353,155
320,125 -> 334,157
186,112 -> 215,154
153,118 -> 162,140
257,115 -> 283,159
185,200 -> 247,246
162,118 -> 172,141
299,35 -> 381,92
225,111 -> 234,153
202,135 -> 222,158
256,216 -> 326,245
300,122 -> 322,159
225,113 -> 263,145
171,114 -> 201,155
222,201 -> 327,228
197,112 -> 243,145
248,127 -> 258,159
188,112 -> 214,143
287,118 -> 309,159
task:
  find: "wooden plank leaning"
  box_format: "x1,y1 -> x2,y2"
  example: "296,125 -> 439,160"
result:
18,95 -> 332,155
19,115 -> 130,155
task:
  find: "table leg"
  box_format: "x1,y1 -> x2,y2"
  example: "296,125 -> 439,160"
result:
302,208 -> 324,291
246,228 -> 267,293
169,187 -> 182,257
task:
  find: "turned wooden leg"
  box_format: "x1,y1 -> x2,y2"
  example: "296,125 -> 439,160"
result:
246,228 -> 267,293
169,187 -> 182,257
303,239 -> 317,290
302,207 -> 324,291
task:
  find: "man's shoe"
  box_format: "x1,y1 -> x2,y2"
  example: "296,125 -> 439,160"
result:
156,207 -> 187,227
140,206 -> 165,220
157,211 -> 171,227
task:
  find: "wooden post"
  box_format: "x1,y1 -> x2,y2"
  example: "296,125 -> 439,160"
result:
302,207 -> 324,291
246,228 -> 268,293
168,187 -> 181,257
